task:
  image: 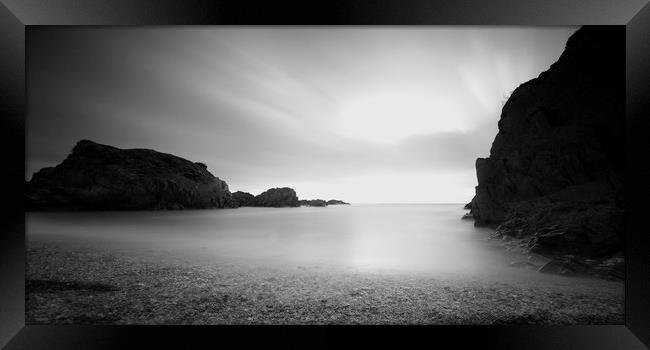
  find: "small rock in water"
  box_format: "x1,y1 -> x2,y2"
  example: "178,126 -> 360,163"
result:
537,258 -> 586,276
538,261 -> 564,274
508,261 -> 538,269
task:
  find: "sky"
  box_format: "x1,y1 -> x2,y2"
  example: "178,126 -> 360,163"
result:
27,26 -> 577,203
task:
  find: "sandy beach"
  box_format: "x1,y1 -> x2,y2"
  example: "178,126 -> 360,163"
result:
26,241 -> 624,325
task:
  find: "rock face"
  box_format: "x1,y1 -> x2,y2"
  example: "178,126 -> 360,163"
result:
299,199 -> 328,207
326,199 -> 350,205
232,191 -> 254,206
27,140 -> 237,210
470,26 -> 624,260
248,187 -> 299,208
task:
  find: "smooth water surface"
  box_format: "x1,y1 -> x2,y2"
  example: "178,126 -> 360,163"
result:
28,204 -> 547,280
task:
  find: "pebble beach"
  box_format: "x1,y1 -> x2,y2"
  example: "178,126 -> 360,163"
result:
26,241 -> 624,325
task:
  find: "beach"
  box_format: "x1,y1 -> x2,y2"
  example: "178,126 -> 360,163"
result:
26,240 -> 623,325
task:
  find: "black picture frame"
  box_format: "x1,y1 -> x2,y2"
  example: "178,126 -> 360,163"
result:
1,1 -> 649,348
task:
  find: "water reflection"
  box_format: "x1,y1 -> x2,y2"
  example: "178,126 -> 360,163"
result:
28,204 -> 524,278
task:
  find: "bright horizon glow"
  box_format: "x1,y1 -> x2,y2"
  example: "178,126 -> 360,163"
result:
27,27 -> 578,203
336,90 -> 470,143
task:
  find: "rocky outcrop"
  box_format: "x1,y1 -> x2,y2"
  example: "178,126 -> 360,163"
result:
470,26 -> 624,261
297,199 -> 350,206
26,140 -> 237,210
537,253 -> 624,281
248,187 -> 299,208
299,199 -> 328,207
232,191 -> 254,206
326,199 -> 350,205
233,190 -> 348,208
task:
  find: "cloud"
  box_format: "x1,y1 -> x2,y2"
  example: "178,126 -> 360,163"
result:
27,27 -> 576,202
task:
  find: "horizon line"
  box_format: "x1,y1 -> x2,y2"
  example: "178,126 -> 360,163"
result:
344,202 -> 467,205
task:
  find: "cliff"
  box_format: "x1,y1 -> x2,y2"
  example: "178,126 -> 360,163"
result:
26,140 -> 237,210
470,26 -> 624,262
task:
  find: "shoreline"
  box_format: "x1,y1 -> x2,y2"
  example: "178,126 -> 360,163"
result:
462,209 -> 625,282
26,241 -> 624,325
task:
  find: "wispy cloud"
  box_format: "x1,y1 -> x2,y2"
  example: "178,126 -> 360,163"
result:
27,27 -> 577,202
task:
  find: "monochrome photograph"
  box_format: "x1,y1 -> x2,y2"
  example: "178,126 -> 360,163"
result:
25,25 -> 624,325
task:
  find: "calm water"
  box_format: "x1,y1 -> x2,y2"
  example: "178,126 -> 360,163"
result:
28,204 -> 549,280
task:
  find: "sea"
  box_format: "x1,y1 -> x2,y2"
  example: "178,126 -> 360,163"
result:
27,204 -> 571,282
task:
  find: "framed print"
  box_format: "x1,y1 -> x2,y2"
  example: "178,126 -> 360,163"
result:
1,0 -> 649,349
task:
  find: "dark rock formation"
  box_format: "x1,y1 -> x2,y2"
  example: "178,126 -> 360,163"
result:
464,202 -> 472,210
248,187 -> 299,208
537,253 -> 624,281
508,261 -> 539,270
26,140 -> 237,210
296,199 -> 349,207
470,26 -> 624,260
327,199 -> 350,205
591,253 -> 625,280
299,199 -> 328,207
232,191 -> 254,206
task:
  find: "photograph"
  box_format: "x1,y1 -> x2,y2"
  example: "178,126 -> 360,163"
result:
24,25 -> 625,325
